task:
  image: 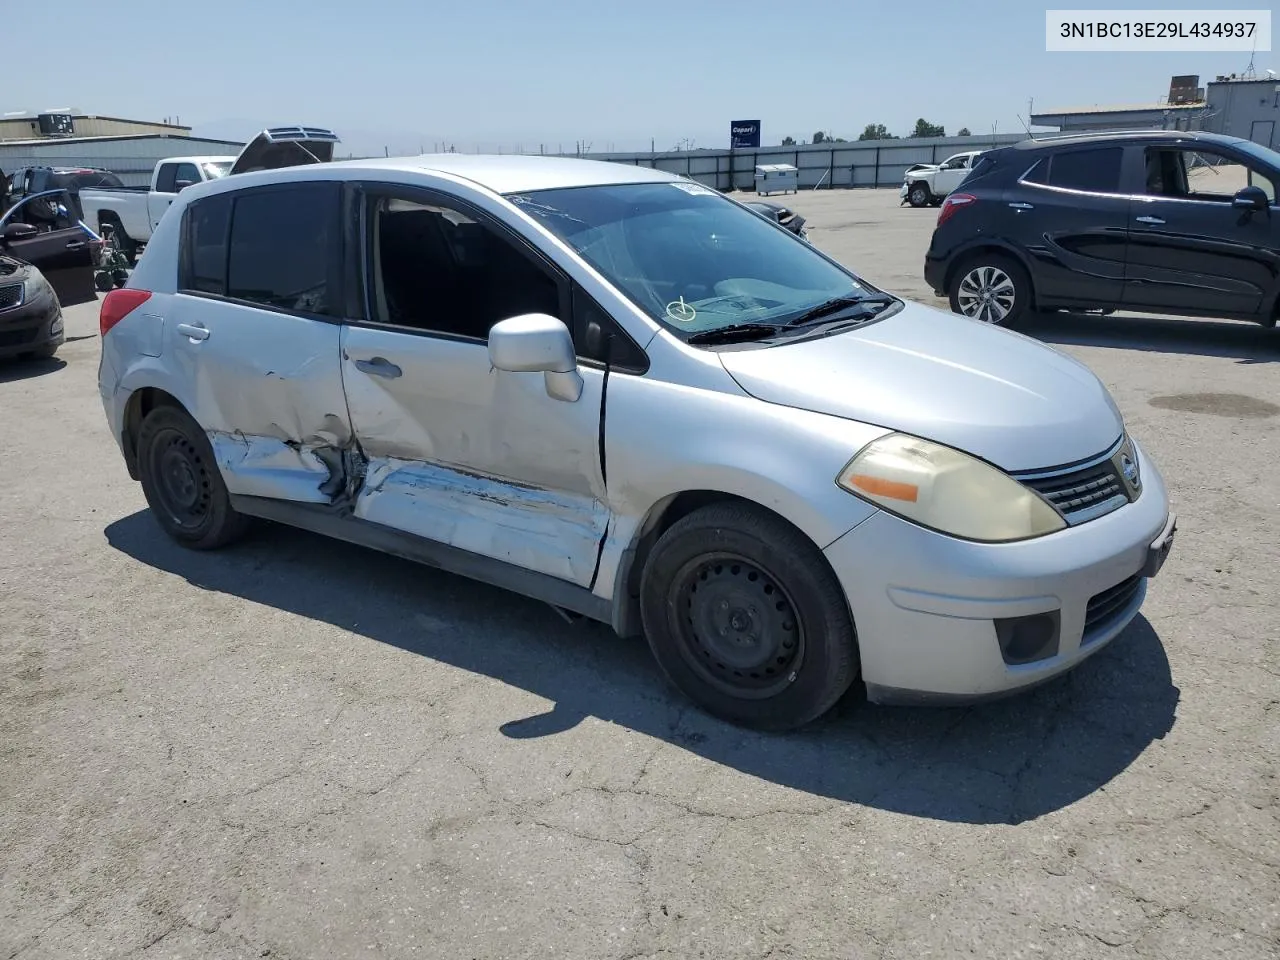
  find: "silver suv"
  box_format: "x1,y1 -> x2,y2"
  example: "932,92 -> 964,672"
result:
97,152 -> 1175,730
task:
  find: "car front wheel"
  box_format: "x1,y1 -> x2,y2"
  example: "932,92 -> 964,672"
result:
639,502 -> 859,731
136,404 -> 249,549
949,254 -> 1032,327
908,182 -> 931,207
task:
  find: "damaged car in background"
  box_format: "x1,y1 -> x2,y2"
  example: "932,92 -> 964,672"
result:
97,146 -> 1175,731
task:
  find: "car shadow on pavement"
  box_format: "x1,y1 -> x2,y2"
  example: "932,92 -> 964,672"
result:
1021,311 -> 1280,364
0,357 -> 66,382
106,510 -> 1180,826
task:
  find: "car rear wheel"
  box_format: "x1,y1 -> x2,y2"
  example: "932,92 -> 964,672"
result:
908,182 -> 932,207
639,502 -> 859,731
137,404 -> 249,549
949,253 -> 1032,327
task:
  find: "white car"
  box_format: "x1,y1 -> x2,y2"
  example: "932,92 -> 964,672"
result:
97,150 -> 1175,730
901,150 -> 985,207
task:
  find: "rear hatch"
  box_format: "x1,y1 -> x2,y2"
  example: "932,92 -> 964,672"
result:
229,126 -> 341,175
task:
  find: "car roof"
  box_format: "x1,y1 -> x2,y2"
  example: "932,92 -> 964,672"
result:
219,153 -> 686,196
1013,129 -> 1249,151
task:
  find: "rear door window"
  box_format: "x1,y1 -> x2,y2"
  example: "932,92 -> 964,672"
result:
225,184 -> 341,316
155,164 -> 178,194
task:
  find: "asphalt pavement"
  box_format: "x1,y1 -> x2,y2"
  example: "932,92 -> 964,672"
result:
1,188 -> 1277,959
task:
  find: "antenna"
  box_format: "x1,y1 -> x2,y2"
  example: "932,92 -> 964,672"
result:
1243,42 -> 1257,80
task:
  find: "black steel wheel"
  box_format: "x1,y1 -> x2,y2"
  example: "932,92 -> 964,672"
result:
640,502 -> 858,730
672,552 -> 805,699
136,404 -> 249,549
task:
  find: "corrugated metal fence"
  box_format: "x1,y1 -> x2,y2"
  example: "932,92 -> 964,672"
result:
2,133 -> 1032,191
567,134 -> 1028,191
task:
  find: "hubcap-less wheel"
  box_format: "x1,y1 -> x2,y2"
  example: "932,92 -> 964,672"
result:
148,428 -> 213,532
957,265 -> 1016,324
909,185 -> 929,207
673,552 -> 804,699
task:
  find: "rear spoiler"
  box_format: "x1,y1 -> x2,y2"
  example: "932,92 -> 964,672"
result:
230,126 -> 342,176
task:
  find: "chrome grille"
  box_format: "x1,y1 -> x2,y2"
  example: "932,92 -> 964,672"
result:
1014,438 -> 1131,525
0,282 -> 24,311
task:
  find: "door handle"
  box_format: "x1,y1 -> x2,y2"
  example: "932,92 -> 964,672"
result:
354,356 -> 402,378
1008,202 -> 1034,210
175,322 -> 209,341
1135,215 -> 1165,225
65,240 -> 87,250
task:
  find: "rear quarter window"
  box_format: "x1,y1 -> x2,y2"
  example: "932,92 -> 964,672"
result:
1041,147 -> 1124,193
181,194 -> 232,295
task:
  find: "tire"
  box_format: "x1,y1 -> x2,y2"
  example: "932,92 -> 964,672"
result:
136,404 -> 249,549
95,271 -> 115,292
639,502 -> 859,731
907,182 -> 932,208
948,252 -> 1033,327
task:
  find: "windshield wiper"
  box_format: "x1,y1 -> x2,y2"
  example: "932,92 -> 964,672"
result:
785,294 -> 896,327
686,323 -> 783,345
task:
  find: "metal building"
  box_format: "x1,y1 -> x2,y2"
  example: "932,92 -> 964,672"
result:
0,112 -> 191,142
1206,75 -> 1280,149
1030,73 -> 1280,149
0,134 -> 246,186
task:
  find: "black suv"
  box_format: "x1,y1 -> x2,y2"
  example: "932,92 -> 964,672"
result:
923,131 -> 1280,328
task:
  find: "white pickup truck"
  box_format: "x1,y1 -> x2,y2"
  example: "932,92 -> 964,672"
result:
78,127 -> 341,262
900,150 -> 985,208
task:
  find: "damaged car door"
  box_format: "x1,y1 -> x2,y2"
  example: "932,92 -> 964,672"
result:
339,187 -> 609,587
171,181 -> 351,502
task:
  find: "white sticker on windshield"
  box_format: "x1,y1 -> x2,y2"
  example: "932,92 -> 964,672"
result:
665,297 -> 698,324
670,181 -> 717,197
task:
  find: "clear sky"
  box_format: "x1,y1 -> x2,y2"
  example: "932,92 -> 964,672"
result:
11,0 -> 1275,155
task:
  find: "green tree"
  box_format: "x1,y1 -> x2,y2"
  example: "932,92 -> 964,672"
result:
858,123 -> 895,141
781,135 -> 797,146
813,131 -> 827,144
910,118 -> 946,138
957,126 -> 972,137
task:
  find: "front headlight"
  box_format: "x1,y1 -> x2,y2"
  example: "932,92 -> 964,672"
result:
836,433 -> 1066,543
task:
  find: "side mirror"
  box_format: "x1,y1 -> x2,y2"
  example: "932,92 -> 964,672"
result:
1231,185 -> 1270,212
488,313 -> 583,402
1,222 -> 38,243
174,179 -> 195,192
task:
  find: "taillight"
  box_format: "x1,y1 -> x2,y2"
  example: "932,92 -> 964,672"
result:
937,193 -> 977,227
99,289 -> 152,336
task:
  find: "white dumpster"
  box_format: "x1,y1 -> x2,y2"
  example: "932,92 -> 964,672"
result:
754,163 -> 798,196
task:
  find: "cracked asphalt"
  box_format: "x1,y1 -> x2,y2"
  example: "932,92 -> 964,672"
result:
2,187 -> 1278,959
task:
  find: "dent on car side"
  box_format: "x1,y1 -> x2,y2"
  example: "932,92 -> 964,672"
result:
104,165 -> 890,623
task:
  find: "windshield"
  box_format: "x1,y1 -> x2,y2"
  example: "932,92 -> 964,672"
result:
507,181 -> 875,337
202,161 -> 233,180
61,171 -> 124,190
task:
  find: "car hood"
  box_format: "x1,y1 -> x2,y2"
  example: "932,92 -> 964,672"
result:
717,301 -> 1123,472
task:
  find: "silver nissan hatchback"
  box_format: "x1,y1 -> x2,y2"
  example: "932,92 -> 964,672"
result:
98,148 -> 1175,730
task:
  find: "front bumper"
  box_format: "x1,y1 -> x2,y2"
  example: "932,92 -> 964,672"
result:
823,441 -> 1173,704
0,290 -> 63,358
